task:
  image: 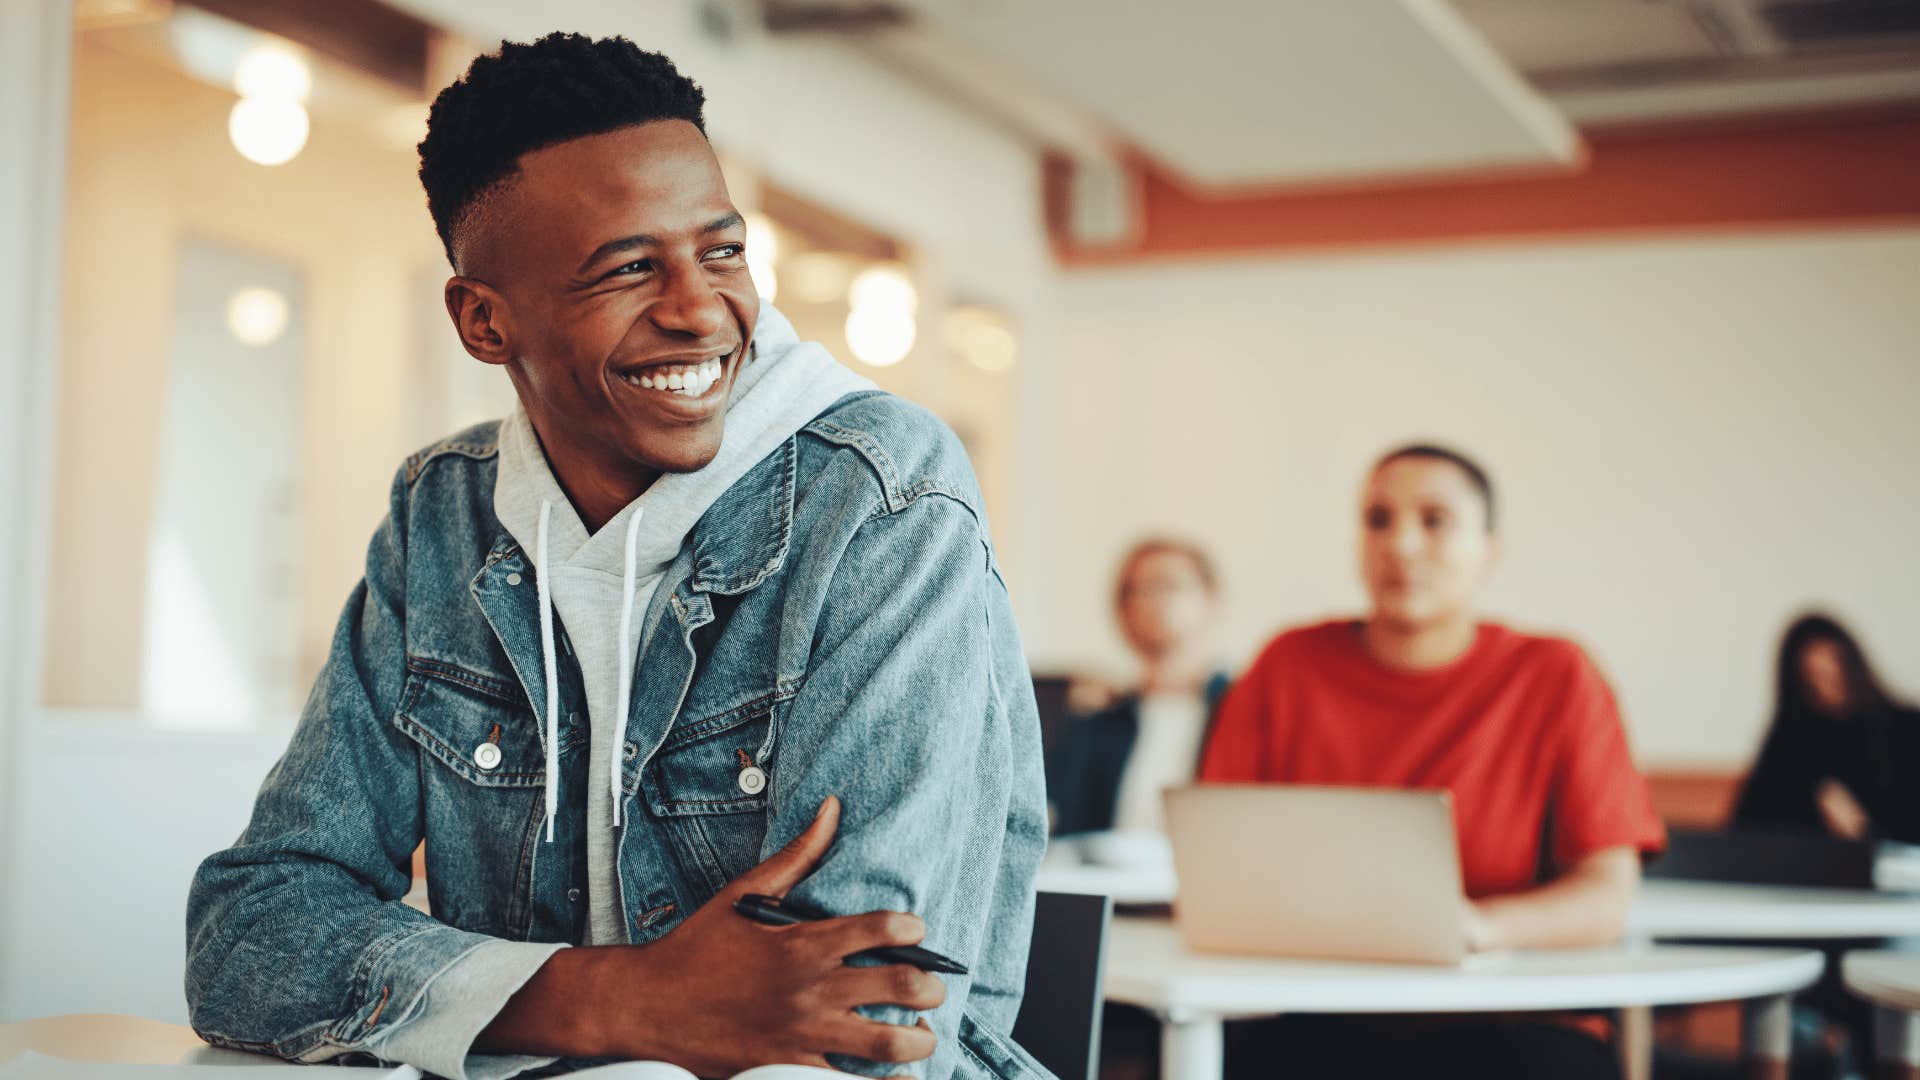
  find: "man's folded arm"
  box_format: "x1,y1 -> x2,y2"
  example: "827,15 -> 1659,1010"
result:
767,491 -> 1047,1079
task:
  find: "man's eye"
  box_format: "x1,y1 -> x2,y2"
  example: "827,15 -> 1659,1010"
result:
612,260 -> 652,277
706,244 -> 746,260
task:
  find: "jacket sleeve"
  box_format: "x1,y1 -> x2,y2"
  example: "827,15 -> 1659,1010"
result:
184,466 -> 556,1073
764,491 -> 1048,1080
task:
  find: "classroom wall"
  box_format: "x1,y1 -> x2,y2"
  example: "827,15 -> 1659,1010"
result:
43,38 -> 449,711
0,0 -> 72,1025
1012,226 -> 1920,768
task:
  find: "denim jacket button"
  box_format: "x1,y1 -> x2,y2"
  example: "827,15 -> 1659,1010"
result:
506,572 -> 522,586
737,766 -> 767,796
473,743 -> 503,770
566,887 -> 581,903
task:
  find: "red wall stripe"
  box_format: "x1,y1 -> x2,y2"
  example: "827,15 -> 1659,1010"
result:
1046,113 -> 1920,263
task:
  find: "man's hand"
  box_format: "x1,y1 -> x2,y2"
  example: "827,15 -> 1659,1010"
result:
476,796 -> 945,1074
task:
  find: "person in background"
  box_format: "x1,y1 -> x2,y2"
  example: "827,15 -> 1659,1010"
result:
1200,443 -> 1666,1080
1733,613 -> 1920,844
1046,538 -> 1231,849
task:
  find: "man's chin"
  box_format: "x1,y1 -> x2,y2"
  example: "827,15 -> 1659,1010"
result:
628,436 -> 724,478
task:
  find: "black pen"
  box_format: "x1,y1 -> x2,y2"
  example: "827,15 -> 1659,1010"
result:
734,893 -> 969,975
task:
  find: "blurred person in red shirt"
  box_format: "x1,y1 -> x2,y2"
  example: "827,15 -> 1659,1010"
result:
1199,444 -> 1665,1080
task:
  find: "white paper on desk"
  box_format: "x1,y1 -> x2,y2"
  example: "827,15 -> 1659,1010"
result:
0,1052 -> 416,1078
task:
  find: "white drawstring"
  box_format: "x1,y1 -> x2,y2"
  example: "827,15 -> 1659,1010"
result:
612,507 -> 645,827
533,499 -> 646,841
536,501 -> 559,843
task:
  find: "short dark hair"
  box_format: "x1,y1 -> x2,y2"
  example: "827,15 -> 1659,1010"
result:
417,32 -> 708,268
1372,443 -> 1497,531
1115,537 -> 1220,609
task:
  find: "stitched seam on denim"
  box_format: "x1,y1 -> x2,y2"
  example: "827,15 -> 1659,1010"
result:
862,489 -> 1008,589
697,437 -> 797,596
404,655 -> 520,705
394,714 -> 547,786
655,794 -> 767,809
403,433 -> 501,486
802,419 -> 903,498
661,683 -> 798,748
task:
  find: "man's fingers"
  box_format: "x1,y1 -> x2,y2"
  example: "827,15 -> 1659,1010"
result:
803,909 -> 927,960
825,964 -> 947,1011
821,1016 -> 936,1064
733,795 -> 840,895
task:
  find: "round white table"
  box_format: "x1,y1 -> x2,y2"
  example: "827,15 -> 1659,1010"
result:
1631,881 -> 1920,942
1104,917 -> 1824,1080
1844,951 -> 1920,1079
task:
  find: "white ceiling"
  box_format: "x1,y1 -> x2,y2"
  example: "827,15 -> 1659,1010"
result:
840,0 -> 1920,190
879,0 -> 1582,190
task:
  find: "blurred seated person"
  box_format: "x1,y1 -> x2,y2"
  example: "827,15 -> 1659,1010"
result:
1200,444 -> 1666,1080
1734,612 -> 1920,844
1047,538 -> 1231,864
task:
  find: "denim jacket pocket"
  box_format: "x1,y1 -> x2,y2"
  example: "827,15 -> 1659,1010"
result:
393,656 -> 569,788
391,656 -> 567,937
641,695 -> 783,895
643,696 -> 780,816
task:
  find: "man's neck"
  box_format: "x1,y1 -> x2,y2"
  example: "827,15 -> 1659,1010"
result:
529,419 -> 659,535
1361,614 -> 1478,672
1138,640 -> 1216,696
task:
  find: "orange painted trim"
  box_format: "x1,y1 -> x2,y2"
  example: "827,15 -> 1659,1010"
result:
1047,114 -> 1920,263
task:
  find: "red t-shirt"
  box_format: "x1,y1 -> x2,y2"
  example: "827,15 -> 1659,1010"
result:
1199,620 -> 1665,899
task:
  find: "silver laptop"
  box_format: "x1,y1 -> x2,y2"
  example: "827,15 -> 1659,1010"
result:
1163,784 -> 1467,965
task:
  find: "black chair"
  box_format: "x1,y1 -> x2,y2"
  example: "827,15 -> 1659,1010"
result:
1012,890 -> 1114,1080
1647,827 -> 1876,889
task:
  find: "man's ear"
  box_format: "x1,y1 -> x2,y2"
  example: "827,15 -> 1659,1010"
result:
444,276 -> 515,366
1479,533 -> 1505,586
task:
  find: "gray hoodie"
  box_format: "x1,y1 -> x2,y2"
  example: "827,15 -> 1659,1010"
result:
368,305 -> 875,1079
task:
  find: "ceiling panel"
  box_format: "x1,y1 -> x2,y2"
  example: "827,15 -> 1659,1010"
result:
890,0 -> 1581,190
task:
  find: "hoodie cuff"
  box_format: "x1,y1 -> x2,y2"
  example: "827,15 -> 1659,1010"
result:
366,938 -> 569,1080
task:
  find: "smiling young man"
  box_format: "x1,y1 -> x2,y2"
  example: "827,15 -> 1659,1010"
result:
184,33 -> 1049,1080
1199,444 -> 1665,1080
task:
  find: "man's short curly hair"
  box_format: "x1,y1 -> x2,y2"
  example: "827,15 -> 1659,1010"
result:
417,32 -> 708,268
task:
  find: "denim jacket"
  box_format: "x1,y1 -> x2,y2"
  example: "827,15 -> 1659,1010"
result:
184,392 -> 1052,1080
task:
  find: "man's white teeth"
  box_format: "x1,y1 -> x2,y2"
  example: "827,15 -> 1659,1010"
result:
624,356 -> 726,397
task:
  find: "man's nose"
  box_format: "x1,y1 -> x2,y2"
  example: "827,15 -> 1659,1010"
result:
651,268 -> 727,338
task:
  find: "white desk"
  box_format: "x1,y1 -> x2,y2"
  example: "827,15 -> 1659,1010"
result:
1631,881 -> 1920,942
1844,951 -> 1920,1079
1034,863 -> 1177,907
0,1014 -> 290,1067
1103,917 -> 1823,1080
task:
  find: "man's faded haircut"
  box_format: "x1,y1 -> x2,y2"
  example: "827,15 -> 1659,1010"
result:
417,31 -> 707,269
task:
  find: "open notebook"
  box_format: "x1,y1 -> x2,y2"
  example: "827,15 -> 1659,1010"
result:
0,1051 -> 853,1080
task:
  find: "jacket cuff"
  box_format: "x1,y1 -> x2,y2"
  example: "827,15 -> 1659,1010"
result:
353,929 -> 568,1080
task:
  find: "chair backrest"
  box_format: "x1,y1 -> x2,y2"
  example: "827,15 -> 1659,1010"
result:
1011,890 -> 1113,1080
1030,674 -> 1077,755
1648,827 -> 1876,888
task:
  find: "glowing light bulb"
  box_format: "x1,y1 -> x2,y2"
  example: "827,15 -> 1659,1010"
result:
845,304 -> 915,368
234,46 -> 311,102
228,97 -> 309,166
226,287 -> 289,346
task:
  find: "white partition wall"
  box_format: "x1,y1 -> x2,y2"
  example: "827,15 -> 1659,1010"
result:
0,0 -> 72,1025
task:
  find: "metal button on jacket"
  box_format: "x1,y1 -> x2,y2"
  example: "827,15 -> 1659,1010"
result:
473,743 -> 502,771
737,765 -> 767,796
